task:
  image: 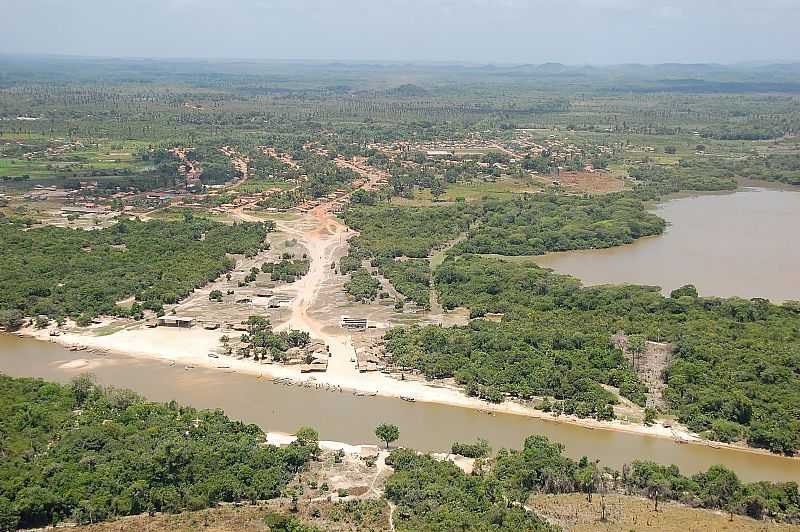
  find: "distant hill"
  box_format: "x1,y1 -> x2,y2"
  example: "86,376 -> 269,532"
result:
383,83 -> 429,97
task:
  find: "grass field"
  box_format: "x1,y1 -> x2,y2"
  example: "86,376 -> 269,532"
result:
392,176 -> 543,205
0,158 -> 53,178
0,139 -> 152,180
528,493 -> 798,532
146,207 -> 234,223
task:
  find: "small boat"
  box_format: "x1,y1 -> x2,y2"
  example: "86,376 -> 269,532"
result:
400,396 -> 416,402
184,365 -> 195,370
208,353 -> 219,358
217,365 -> 230,369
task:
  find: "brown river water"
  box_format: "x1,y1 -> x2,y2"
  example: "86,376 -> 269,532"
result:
1,334 -> 799,483
533,182 -> 800,302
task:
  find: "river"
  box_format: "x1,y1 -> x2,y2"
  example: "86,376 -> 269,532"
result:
1,334 -> 798,483
532,182 -> 800,302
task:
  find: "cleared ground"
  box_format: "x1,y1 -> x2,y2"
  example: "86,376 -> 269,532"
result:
547,170 -> 627,194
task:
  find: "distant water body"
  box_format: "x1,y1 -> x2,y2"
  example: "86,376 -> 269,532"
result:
532,182 -> 800,302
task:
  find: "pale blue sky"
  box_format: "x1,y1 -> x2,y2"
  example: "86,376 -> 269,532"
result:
2,0 -> 799,64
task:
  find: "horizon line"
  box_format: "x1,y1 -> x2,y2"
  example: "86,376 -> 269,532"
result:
2,52 -> 799,69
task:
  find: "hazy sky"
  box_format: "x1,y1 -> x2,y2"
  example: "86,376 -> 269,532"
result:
2,0 -> 799,64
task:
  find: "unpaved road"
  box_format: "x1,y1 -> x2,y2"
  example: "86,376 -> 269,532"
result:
273,205 -> 360,381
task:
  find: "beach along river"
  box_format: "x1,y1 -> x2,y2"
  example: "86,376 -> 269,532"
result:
531,182 -> 800,302
1,334 -> 799,483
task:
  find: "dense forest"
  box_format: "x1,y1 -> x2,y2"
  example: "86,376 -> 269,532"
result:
628,162 -> 738,198
385,448 -> 557,531
455,193 -> 665,256
340,204 -> 472,304
630,154 -> 800,195
387,256 -> 644,413
341,204 -> 472,268
341,193 -> 667,304
0,218 -> 271,325
0,375 -> 316,529
390,254 -> 800,452
375,258 -> 432,308
700,153 -> 800,186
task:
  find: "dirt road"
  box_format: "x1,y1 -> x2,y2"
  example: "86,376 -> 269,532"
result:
220,146 -> 249,189
273,205 -> 359,380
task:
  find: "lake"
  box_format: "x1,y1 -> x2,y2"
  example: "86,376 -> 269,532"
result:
532,182 -> 800,302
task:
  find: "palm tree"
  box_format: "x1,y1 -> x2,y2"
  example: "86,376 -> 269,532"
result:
628,334 -> 646,371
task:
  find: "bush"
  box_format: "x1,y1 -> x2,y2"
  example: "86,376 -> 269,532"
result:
344,269 -> 380,303
0,497 -> 19,532
0,310 -> 24,331
451,438 -> 491,458
706,419 -> 743,443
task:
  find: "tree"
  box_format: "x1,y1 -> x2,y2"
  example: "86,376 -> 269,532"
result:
575,460 -> 600,502
0,496 -> 19,532
430,178 -> 445,200
294,427 -> 319,447
664,146 -> 677,155
643,408 -> 657,426
220,335 -> 232,355
0,309 -> 24,331
628,335 -> 646,371
670,284 -> 698,299
375,423 -> 399,449
647,476 -> 670,511
70,374 -> 97,405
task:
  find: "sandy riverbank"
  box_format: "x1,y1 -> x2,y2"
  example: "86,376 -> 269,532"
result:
17,323 -> 800,462
263,431 -> 475,474
20,324 -> 699,444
